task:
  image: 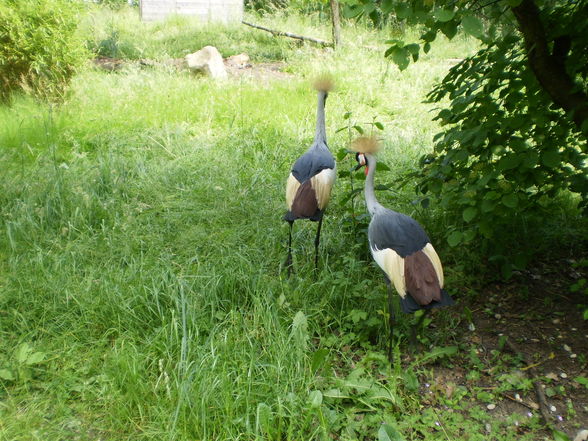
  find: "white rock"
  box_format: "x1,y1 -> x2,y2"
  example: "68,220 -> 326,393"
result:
225,53 -> 250,67
487,404 -> 496,410
563,344 -> 571,352
185,46 -> 227,80
574,429 -> 588,441
550,405 -> 556,412
560,372 -> 568,379
546,372 -> 558,381
571,354 -> 577,359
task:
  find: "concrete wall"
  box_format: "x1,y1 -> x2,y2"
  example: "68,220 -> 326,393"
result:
140,0 -> 243,23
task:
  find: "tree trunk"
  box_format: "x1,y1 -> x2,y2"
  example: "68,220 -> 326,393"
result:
511,0 -> 588,134
330,0 -> 342,49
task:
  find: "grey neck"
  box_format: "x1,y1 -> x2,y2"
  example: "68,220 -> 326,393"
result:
313,91 -> 327,145
364,153 -> 381,216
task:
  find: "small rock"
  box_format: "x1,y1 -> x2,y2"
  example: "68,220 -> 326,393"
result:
571,354 -> 577,359
571,327 -> 577,331
560,372 -> 568,379
546,372 -> 558,381
515,393 -> 522,401
550,405 -> 557,412
468,322 -> 476,331
225,53 -> 250,67
563,344 -> 571,352
487,404 -> 496,410
574,429 -> 588,441
185,46 -> 227,80
494,313 -> 502,320
485,423 -> 492,433
552,318 -> 561,324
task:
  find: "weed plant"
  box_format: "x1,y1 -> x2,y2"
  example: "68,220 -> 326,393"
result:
0,6 -> 583,440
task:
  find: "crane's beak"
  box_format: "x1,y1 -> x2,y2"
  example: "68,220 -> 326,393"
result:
353,163 -> 363,171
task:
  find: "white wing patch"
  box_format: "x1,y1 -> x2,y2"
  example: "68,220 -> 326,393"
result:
285,173 -> 300,210
310,166 -> 336,210
422,243 -> 444,288
371,247 -> 406,298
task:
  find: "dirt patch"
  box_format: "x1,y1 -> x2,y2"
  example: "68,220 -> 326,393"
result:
92,56 -> 293,83
425,257 -> 588,439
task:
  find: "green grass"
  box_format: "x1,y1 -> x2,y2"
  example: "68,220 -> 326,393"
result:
0,5 -> 581,440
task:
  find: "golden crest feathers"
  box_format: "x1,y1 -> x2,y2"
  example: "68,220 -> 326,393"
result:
313,75 -> 334,92
350,136 -> 380,154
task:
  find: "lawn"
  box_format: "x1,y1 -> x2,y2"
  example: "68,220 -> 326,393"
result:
0,5 -> 586,441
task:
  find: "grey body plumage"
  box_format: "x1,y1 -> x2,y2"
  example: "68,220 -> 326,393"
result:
368,207 -> 430,258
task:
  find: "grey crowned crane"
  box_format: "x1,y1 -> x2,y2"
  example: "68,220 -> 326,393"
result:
284,79 -> 336,274
351,137 -> 454,361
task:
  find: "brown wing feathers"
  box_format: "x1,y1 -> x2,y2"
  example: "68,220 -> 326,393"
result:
290,180 -> 319,218
403,249 -> 442,305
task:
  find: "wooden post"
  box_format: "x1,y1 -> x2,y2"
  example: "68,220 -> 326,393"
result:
330,0 -> 341,48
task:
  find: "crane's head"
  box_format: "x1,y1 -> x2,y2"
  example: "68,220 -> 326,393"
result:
354,152 -> 369,176
350,137 -> 379,175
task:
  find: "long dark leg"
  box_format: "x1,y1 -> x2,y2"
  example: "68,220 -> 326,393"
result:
386,281 -> 396,364
285,221 -> 294,277
313,216 -> 323,271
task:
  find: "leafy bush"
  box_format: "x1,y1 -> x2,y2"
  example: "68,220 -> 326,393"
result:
0,0 -> 89,101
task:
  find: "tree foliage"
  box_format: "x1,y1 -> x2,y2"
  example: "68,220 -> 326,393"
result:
0,0 -> 89,101
343,0 -> 588,272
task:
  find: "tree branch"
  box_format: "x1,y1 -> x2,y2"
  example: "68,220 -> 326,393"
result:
242,21 -> 333,47
511,0 -> 588,133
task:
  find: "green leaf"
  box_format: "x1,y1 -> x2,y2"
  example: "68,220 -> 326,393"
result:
353,125 -> 364,134
497,154 -> 521,171
461,15 -> 484,38
342,4 -> 363,19
439,20 -> 458,39
501,193 -> 518,208
434,9 -> 455,22
308,390 -> 323,408
402,370 -> 419,392
447,231 -> 463,247
381,0 -> 394,14
389,47 -> 410,71
311,348 -> 329,372
395,3 -> 412,19
574,376 -> 588,388
0,369 -> 15,381
462,207 -> 477,222
552,429 -> 571,441
336,147 -> 348,161
25,352 -> 45,365
15,343 -> 32,364
374,121 -> 384,130
541,150 -> 560,168
376,162 -> 391,171
378,423 -> 406,441
507,0 -> 523,6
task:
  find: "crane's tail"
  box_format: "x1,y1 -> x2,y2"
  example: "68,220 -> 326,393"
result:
400,289 -> 454,314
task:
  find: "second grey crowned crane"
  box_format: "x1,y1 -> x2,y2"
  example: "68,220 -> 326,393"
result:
284,79 -> 336,274
351,137 -> 454,361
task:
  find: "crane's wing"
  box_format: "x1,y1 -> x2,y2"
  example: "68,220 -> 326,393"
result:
285,146 -> 336,220
368,209 -> 429,258
369,210 -> 447,310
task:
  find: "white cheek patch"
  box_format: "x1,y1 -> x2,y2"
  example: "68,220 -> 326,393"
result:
371,247 -> 406,298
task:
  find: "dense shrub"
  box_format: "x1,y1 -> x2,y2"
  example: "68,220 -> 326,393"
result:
0,0 -> 89,101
